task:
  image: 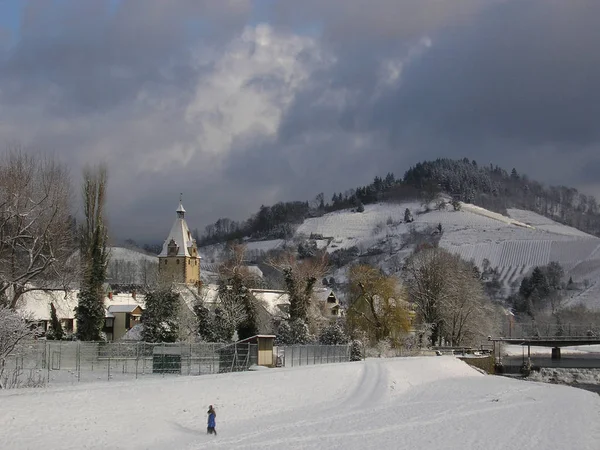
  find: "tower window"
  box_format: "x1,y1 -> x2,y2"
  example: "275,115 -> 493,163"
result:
176,259 -> 180,265
164,260 -> 167,265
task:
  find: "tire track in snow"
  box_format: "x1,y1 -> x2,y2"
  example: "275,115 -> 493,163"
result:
191,360 -> 390,449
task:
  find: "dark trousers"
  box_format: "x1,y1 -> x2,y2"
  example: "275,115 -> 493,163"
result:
207,426 -> 217,435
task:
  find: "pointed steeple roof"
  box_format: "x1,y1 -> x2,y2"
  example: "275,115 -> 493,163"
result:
176,193 -> 186,218
159,196 -> 197,258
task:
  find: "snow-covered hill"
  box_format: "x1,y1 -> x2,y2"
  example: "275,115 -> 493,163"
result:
1,358 -> 598,450
199,201 -> 600,310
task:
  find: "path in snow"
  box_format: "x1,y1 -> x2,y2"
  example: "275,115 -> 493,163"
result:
1,358 -> 599,450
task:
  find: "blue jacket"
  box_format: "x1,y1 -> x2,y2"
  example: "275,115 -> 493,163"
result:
208,412 -> 216,427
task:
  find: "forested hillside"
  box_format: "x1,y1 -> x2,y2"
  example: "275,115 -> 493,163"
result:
199,158 -> 600,245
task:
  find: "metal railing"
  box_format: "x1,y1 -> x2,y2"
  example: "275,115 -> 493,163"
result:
1,341 -> 258,389
503,322 -> 600,339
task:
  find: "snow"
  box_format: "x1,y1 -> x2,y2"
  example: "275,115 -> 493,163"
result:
507,209 -> 595,238
108,246 -> 158,263
1,357 -> 599,450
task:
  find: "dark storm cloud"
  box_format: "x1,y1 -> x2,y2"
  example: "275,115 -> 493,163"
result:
2,0 -> 600,242
0,0 -> 250,113
274,0 -> 600,194
387,0 -> 600,147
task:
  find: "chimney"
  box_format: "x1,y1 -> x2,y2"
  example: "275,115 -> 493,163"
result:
108,292 -> 113,300
132,290 -> 136,300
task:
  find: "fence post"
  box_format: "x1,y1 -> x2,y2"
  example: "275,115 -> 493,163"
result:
142,342 -> 146,375
291,346 -> 294,367
135,343 -> 139,380
77,342 -> 81,383
107,345 -> 111,382
46,342 -> 50,384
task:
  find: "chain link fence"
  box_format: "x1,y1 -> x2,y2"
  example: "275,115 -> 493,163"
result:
1,341 -> 258,389
275,345 -> 351,368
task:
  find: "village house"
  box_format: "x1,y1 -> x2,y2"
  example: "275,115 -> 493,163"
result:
18,289 -> 146,341
16,200 -> 345,342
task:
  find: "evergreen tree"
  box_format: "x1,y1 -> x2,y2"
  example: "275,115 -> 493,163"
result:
46,302 -> 64,341
350,340 -> 363,361
75,165 -> 109,341
318,322 -> 349,345
404,208 -> 413,223
218,274 -> 258,341
141,287 -> 179,343
194,302 -> 217,342
275,319 -> 314,345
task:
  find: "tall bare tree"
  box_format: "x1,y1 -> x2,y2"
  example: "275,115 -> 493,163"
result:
0,149 -> 75,309
267,249 -> 329,323
403,246 -> 451,346
0,306 -> 37,389
75,165 -> 109,341
403,246 -> 496,346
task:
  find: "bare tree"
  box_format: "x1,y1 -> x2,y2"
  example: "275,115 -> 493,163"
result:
267,249 -> 329,323
0,149 -> 75,309
0,306 -> 37,389
138,259 -> 158,287
403,246 -> 452,346
404,246 -> 498,346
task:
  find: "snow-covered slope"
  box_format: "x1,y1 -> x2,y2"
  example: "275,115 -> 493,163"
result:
295,202 -> 600,307
199,201 -> 600,309
108,246 -> 157,264
1,357 -> 598,450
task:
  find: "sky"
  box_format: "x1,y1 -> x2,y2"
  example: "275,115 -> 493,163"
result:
1,0 -> 599,244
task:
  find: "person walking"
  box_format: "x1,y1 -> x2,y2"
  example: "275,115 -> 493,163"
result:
207,405 -> 217,436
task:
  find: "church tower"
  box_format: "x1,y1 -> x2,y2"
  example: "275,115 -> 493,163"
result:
158,196 -> 201,285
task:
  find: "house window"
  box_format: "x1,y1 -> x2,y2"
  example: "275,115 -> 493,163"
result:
105,318 -> 114,328
61,319 -> 74,332
176,259 -> 180,264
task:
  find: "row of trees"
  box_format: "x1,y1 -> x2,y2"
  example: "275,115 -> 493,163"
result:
200,158 -> 600,249
403,158 -> 600,236
510,262 -> 564,318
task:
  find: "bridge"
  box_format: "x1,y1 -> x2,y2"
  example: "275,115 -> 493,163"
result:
490,322 -> 600,361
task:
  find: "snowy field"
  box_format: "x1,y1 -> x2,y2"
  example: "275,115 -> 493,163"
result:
1,357 -> 599,450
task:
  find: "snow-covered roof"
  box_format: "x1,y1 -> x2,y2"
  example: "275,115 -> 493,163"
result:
18,290 -> 146,321
17,289 -> 79,321
176,284 -> 220,313
312,288 -> 338,304
158,202 -> 198,258
250,289 -> 290,318
121,324 -> 143,341
107,305 -> 142,314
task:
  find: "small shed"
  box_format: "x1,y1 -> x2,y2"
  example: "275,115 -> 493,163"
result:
237,335 -> 276,367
